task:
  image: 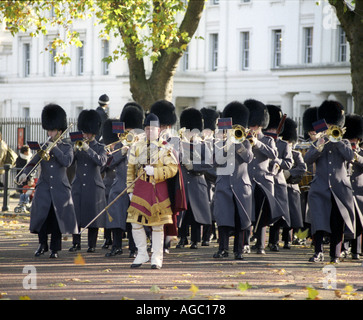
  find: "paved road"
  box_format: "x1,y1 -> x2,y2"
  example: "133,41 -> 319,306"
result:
1,196 -> 363,303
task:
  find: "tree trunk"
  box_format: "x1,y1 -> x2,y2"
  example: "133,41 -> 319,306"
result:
329,0 -> 363,115
123,0 -> 205,110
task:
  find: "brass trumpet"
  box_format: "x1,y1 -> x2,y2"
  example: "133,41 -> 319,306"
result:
75,138 -> 89,151
230,125 -> 249,144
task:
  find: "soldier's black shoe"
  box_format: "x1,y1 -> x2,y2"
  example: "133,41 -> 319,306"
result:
234,253 -> 244,260
309,252 -> 324,262
190,242 -> 198,249
330,257 -> 340,264
270,244 -> 279,252
87,247 -> 96,253
176,237 -> 188,248
69,244 -> 81,252
213,250 -> 228,258
105,247 -> 123,257
151,264 -> 161,269
35,244 -> 48,257
49,251 -> 58,258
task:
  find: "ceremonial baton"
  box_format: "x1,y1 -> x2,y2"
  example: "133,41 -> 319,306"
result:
79,170 -> 145,234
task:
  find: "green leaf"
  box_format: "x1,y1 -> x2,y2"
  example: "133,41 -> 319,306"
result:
238,282 -> 252,292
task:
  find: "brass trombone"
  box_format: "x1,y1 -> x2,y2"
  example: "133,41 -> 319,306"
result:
14,123 -> 74,185
325,125 -> 346,143
104,130 -> 139,154
230,125 -> 249,144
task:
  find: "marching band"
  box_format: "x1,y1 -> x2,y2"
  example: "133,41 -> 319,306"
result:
17,97 -> 363,268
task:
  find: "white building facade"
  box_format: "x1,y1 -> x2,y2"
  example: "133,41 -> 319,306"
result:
0,0 -> 353,126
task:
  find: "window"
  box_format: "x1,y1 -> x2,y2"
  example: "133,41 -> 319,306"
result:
241,0 -> 251,3
182,46 -> 189,71
272,29 -> 282,68
210,33 -> 218,71
78,41 -> 84,75
213,0 -> 219,4
303,27 -> 313,64
102,40 -> 109,75
241,31 -> 250,70
338,26 -> 347,62
24,43 -> 30,77
50,46 -> 57,76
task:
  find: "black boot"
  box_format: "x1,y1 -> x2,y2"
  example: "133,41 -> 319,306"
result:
35,244 -> 48,257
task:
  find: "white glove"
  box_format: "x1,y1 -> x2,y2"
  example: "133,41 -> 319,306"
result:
18,173 -> 27,184
121,145 -> 129,155
82,142 -> 90,151
128,193 -> 133,201
144,165 -> 154,176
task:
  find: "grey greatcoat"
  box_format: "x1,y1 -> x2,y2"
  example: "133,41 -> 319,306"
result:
348,146 -> 363,229
26,141 -> 78,235
247,132 -> 283,225
269,138 -> 293,227
213,140 -> 253,229
179,140 -> 212,225
304,138 -> 356,238
71,139 -> 108,229
105,142 -> 130,231
286,149 -> 306,229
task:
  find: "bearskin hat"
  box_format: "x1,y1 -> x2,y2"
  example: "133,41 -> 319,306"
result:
41,103 -> 68,132
102,119 -> 119,145
244,99 -> 269,129
281,117 -> 298,143
302,106 -> 318,132
77,109 -> 102,135
150,100 -> 177,126
222,101 -> 249,128
265,104 -> 283,130
343,114 -> 363,140
180,107 -> 203,131
201,107 -> 219,131
318,100 -> 345,127
122,101 -> 144,115
120,105 -> 144,130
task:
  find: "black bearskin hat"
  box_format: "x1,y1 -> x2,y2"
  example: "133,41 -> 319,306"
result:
77,109 -> 102,135
180,107 -> 203,131
244,99 -> 269,129
102,119 -> 119,145
120,105 -> 144,130
201,107 -> 219,131
281,117 -> 298,143
318,100 -> 345,127
265,104 -> 283,130
302,106 -> 318,132
222,101 -> 249,128
343,114 -> 363,140
121,101 -> 144,115
41,103 -> 68,132
150,100 -> 177,126
143,113 -> 160,127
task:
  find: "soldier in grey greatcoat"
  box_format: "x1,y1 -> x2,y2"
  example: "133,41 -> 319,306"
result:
200,107 -> 220,244
19,104 -> 78,258
70,110 -> 108,253
213,101 -> 253,260
305,100 -> 356,263
105,105 -> 144,257
264,105 -> 293,251
177,107 -> 212,249
243,99 -> 281,254
280,118 -> 306,248
343,114 -> 363,260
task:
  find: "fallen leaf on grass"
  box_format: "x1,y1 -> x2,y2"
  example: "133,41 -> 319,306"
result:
305,286 -> 320,300
150,285 -> 160,293
238,282 -> 252,292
